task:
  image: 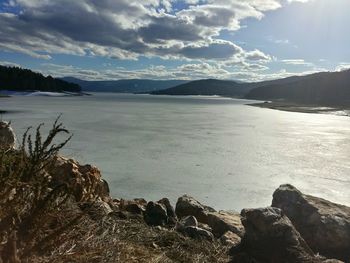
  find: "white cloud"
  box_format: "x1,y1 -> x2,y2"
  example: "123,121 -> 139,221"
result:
275,39 -> 290,44
245,49 -> 272,62
0,42 -> 52,60
0,60 -> 21,67
281,59 -> 314,67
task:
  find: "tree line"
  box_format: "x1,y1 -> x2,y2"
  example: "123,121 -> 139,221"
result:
0,65 -> 81,92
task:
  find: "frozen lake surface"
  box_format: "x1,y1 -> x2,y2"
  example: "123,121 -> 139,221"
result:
2,93 -> 350,210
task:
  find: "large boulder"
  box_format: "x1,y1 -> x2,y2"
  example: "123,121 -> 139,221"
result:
207,211 -> 244,238
0,121 -> 16,150
272,184 -> 350,261
230,207 -> 330,263
50,156 -> 109,202
175,195 -> 216,223
144,201 -> 168,226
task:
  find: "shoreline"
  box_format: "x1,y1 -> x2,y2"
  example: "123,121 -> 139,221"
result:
2,91 -> 350,117
247,101 -> 350,116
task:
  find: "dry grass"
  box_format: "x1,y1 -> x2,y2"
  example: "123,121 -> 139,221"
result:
35,214 -> 230,263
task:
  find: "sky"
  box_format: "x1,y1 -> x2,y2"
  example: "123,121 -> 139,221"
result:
0,0 -> 350,81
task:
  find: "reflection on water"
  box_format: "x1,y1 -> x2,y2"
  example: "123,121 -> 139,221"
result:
2,93 -> 350,210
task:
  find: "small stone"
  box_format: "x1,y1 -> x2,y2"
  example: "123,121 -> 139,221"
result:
125,203 -> 145,215
183,226 -> 214,241
158,198 -> 177,219
180,215 -> 198,227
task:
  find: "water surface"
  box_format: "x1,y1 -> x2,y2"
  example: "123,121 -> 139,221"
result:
2,93 -> 350,210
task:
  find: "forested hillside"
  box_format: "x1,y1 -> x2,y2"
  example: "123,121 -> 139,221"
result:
245,70 -> 350,106
0,66 -> 81,92
151,79 -> 251,97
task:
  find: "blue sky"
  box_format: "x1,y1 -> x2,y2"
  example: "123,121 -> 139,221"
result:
0,0 -> 349,81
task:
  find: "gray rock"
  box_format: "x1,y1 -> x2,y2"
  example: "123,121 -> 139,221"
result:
158,197 -> 177,224
0,121 -> 16,150
180,215 -> 198,227
124,203 -> 145,215
50,156 -> 106,202
183,226 -> 214,241
119,198 -> 147,214
120,198 -> 149,215
230,207 -> 319,263
207,211 -> 244,238
272,184 -> 350,261
98,179 -> 110,200
144,201 -> 168,226
175,195 -> 216,224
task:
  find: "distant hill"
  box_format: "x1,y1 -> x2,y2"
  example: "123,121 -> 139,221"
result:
243,74 -> 322,90
151,71 -> 350,107
0,66 -> 81,93
62,77 -> 188,93
151,79 -> 251,97
149,77 -> 315,98
245,70 -> 350,106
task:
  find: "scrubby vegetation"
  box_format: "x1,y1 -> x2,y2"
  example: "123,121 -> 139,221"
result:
0,65 -> 81,93
0,118 -> 77,262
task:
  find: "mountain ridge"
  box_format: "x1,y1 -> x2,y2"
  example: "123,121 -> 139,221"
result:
62,77 -> 188,93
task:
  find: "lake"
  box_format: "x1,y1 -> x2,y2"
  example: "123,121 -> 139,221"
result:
1,93 -> 350,211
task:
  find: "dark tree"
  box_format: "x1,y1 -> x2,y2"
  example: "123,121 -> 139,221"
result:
0,65 -> 81,93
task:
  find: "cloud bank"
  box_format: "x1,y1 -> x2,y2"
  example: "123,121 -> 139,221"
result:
0,0 -> 283,63
0,0 -> 322,80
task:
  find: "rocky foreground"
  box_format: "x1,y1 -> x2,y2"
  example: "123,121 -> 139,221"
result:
0,121 -> 350,263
